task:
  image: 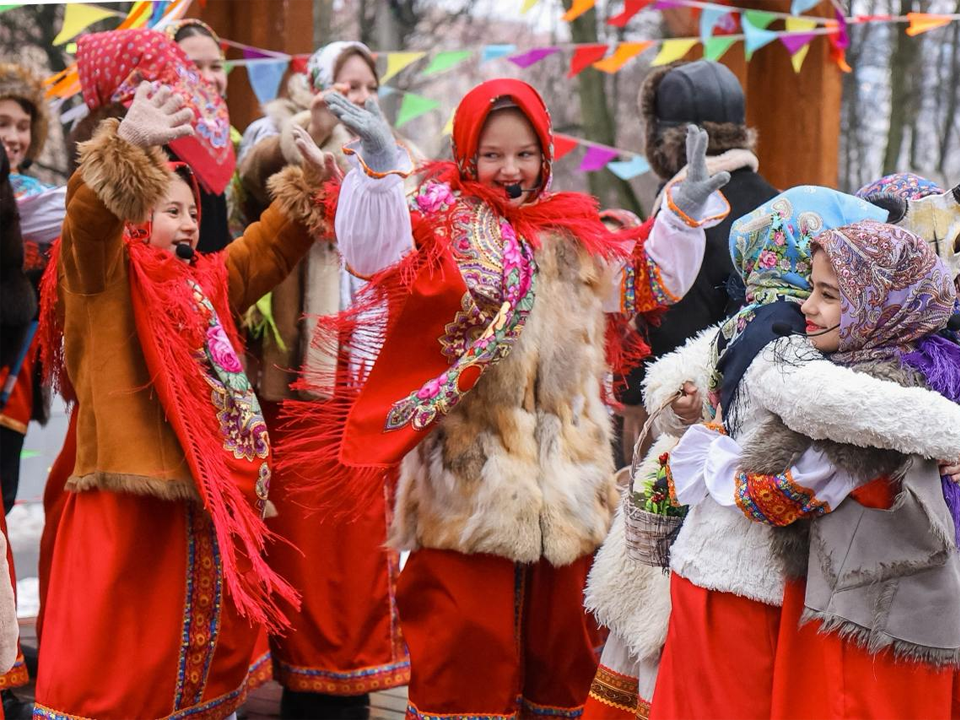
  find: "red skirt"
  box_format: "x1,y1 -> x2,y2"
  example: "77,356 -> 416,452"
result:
771,579 -> 958,720
651,573 -> 781,720
261,400 -> 409,695
35,489 -> 258,719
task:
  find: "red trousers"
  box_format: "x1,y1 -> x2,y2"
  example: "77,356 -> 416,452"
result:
771,579 -> 958,720
651,573 -> 781,720
262,401 -> 409,695
396,548 -> 599,717
35,490 -> 257,719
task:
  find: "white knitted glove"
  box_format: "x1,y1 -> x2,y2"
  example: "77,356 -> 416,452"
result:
117,82 -> 195,149
672,125 -> 730,219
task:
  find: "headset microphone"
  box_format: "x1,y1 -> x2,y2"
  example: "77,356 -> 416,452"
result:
772,322 -> 840,338
175,243 -> 195,261
505,182 -> 539,200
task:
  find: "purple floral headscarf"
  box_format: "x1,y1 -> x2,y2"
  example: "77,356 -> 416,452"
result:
856,173 -> 944,201
813,220 -> 957,366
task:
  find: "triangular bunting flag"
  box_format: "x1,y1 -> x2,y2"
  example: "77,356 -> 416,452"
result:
289,56 -> 309,75
508,47 -> 560,69
482,44 -> 516,63
699,7 -> 728,43
53,2 -> 116,45
578,145 -> 619,172
381,52 -> 426,83
905,12 -> 953,36
521,0 -> 540,13
568,44 -> 608,77
704,35 -> 738,61
0,6 -> 20,15
651,38 -> 698,66
421,50 -> 473,76
562,0 -> 596,22
743,16 -> 780,60
592,41 -> 652,73
743,9 -> 777,29
608,0 -> 654,27
781,17 -> 817,54
442,109 -> 455,135
790,0 -> 821,15
553,134 -> 578,160
246,59 -> 289,104
377,86 -> 397,97
790,43 -> 810,73
395,92 -> 440,128
117,1 -> 152,30
607,155 -> 650,180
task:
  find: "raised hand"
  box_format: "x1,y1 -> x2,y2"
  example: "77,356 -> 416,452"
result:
672,125 -> 730,219
323,93 -> 395,173
117,82 -> 194,149
291,124 -> 342,182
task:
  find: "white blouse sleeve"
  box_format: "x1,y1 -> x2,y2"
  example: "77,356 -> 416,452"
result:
600,188 -> 729,314
333,141 -> 416,279
668,423 -> 860,525
17,185 -> 67,245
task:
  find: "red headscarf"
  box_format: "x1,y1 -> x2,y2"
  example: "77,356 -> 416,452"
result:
451,78 -> 553,196
77,28 -> 235,195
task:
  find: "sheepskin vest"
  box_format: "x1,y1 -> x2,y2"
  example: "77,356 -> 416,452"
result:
391,231 -> 619,566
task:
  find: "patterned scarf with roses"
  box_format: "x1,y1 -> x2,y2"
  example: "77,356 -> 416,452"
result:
123,239 -> 295,633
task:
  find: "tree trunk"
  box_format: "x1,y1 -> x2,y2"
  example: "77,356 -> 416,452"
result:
938,0 -> 960,174
882,0 -> 918,174
314,0 -> 334,48
564,1 -> 644,217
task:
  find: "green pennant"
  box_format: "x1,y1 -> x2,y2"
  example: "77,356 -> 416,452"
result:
0,5 -> 20,13
703,35 -> 738,61
224,61 -> 235,75
395,92 -> 440,128
743,9 -> 777,29
421,50 -> 473,76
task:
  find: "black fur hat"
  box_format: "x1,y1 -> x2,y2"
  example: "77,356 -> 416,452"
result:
639,60 -> 756,181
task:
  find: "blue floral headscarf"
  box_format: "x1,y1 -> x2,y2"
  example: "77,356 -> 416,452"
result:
710,186 -> 888,428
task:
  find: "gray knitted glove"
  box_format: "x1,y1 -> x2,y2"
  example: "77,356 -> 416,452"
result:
671,125 -> 730,219
324,93 -> 396,173
117,82 -> 194,148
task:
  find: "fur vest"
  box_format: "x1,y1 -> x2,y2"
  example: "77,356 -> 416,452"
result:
390,231 -> 619,566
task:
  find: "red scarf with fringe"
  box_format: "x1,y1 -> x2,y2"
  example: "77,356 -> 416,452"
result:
40,238 -> 297,633
277,79 -> 652,512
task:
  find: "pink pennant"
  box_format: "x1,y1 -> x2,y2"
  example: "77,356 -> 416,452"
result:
780,32 -> 816,54
508,47 -> 560,69
577,145 -> 619,172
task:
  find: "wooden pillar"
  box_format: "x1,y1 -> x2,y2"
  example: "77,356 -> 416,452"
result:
191,0 -> 314,131
662,2 -> 841,189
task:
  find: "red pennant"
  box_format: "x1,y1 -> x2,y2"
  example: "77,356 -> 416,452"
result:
568,44 -> 609,77
290,56 -> 309,75
608,0 -> 655,27
553,134 -> 578,160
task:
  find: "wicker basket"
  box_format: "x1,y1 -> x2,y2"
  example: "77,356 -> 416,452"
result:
622,389 -> 684,568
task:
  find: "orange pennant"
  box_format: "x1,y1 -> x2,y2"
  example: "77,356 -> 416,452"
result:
562,0 -> 596,22
905,12 -> 953,36
592,41 -> 652,73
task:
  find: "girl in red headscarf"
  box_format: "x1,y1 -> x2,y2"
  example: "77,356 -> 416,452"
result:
281,78 -> 729,716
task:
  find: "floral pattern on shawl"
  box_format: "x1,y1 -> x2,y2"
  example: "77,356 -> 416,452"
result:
386,187 -> 537,432
856,173 -> 944,201
812,220 -> 957,365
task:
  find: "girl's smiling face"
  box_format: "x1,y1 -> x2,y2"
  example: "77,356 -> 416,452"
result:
149,177 -> 199,255
801,248 -> 843,352
475,108 -> 542,206
177,34 -> 227,99
334,52 -> 378,107
0,98 -> 31,172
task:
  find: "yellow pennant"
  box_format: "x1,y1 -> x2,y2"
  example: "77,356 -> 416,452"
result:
905,12 -> 953,36
52,2 -> 117,45
791,44 -> 810,73
785,16 -> 817,33
562,0 -> 596,22
442,109 -> 455,135
521,0 -> 540,13
651,38 -> 699,67
380,52 -> 427,83
592,41 -> 653,73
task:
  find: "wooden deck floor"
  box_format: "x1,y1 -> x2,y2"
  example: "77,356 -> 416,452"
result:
15,617 -> 408,719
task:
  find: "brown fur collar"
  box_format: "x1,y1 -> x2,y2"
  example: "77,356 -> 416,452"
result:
638,63 -> 756,181
266,162 -> 333,238
77,118 -> 172,223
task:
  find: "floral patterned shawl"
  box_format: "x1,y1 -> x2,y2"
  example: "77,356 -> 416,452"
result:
812,220 -> 957,366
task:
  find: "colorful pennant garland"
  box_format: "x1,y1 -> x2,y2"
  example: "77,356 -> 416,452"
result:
593,42 -> 652,73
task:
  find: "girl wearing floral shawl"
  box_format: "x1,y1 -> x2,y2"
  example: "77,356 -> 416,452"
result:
279,77 -> 731,715
636,189 -> 960,720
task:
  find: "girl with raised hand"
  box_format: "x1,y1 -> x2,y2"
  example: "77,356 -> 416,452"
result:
33,79 -> 335,720
279,77 -> 729,716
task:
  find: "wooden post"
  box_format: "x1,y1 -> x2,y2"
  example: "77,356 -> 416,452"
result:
663,1 -> 841,190
191,0 -> 314,131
